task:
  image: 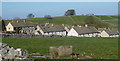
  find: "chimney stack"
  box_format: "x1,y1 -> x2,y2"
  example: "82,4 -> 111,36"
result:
23,20 -> 26,23
77,25 -> 81,27
45,23 -> 49,26
85,24 -> 88,27
51,24 -> 54,26
62,24 -> 65,26
72,25 -> 74,28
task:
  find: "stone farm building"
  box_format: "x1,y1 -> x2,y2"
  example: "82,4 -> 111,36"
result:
6,22 -> 38,34
100,29 -> 119,37
67,25 -> 100,37
36,25 -> 67,36
5,22 -> 119,37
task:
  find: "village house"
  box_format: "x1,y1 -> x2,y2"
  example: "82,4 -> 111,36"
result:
67,25 -> 100,37
97,28 -> 107,32
100,29 -> 119,37
36,24 -> 67,36
63,25 -> 72,33
6,22 -> 38,34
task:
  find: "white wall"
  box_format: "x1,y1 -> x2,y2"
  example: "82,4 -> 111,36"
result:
6,23 -> 14,32
43,31 -> 66,36
36,25 -> 44,35
101,31 -> 119,37
67,28 -> 78,37
100,31 -> 109,37
109,35 -> 119,37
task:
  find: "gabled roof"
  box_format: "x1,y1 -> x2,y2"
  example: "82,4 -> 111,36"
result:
9,22 -> 38,27
40,25 -> 66,33
104,29 -> 119,35
88,27 -> 99,33
73,26 -> 99,35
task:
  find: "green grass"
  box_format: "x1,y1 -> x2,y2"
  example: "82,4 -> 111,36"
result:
4,15 -> 118,30
2,37 -> 118,59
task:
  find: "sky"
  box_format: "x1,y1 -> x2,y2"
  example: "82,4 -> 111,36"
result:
0,3 -> 2,17
2,0 -> 120,2
1,2 -> 118,19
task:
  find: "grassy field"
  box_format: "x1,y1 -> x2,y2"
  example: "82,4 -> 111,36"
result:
4,15 -> 118,30
2,37 -> 118,59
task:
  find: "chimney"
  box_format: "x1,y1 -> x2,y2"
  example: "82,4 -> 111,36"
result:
23,20 -> 26,23
45,23 -> 49,26
62,24 -> 64,26
107,27 -> 110,30
72,25 -> 74,28
77,25 -> 81,28
79,25 -> 82,28
85,24 -> 88,27
51,24 -> 54,26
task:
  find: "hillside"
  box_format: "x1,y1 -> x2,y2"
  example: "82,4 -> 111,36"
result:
4,15 -> 118,30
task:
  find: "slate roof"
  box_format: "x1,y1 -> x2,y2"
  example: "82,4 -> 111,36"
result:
10,22 -> 38,27
88,27 -> 99,33
105,29 -> 119,35
40,25 -> 66,33
73,26 -> 99,35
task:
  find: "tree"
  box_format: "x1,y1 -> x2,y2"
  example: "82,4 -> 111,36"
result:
27,13 -> 35,18
64,9 -> 76,16
1,20 -> 6,31
44,15 -> 52,19
0,16 -> 2,20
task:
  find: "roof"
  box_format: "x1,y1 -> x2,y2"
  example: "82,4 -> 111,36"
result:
104,29 -> 119,35
73,26 -> 99,35
87,27 -> 99,33
98,28 -> 107,31
9,22 -> 38,27
40,25 -> 66,33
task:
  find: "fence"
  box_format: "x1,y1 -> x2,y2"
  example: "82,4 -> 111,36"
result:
1,34 -> 67,38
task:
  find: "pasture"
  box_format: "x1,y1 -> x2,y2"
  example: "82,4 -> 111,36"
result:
2,37 -> 118,59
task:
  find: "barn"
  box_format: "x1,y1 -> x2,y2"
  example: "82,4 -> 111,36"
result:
100,29 -> 119,37
36,25 -> 67,36
67,25 -> 100,37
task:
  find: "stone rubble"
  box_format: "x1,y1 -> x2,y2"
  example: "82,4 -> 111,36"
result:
0,42 -> 28,60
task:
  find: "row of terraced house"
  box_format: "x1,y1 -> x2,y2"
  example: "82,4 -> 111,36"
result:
5,22 -> 120,37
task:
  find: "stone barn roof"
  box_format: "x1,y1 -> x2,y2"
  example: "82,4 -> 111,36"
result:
73,26 -> 99,35
104,29 -> 119,35
8,22 -> 38,27
40,25 -> 66,33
